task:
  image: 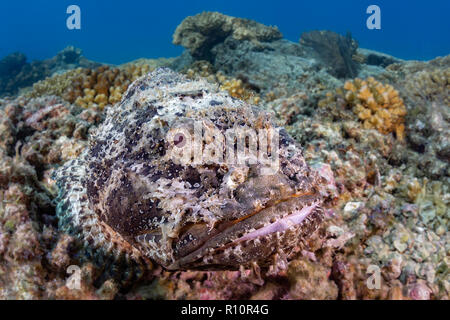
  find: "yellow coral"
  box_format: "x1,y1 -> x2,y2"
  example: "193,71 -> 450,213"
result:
343,77 -> 406,140
183,61 -> 260,104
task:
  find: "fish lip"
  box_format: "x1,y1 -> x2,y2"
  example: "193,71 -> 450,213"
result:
169,192 -> 321,269
229,202 -> 319,243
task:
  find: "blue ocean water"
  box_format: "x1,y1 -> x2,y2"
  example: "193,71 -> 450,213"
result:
1,0 -> 449,64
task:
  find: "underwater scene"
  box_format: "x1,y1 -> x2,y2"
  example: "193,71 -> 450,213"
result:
0,1 -> 449,301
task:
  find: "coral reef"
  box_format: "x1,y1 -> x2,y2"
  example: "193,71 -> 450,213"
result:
172,13 -> 347,100
404,68 -> 450,106
71,64 -> 151,109
29,58 -> 174,109
0,12 -> 448,301
218,75 -> 261,104
176,37 -> 342,100
279,104 -> 449,300
30,64 -> 150,109
391,62 -> 450,179
130,254 -> 339,300
173,11 -> 282,60
26,69 -> 85,102
319,77 -> 407,140
300,30 -> 360,78
271,60 -> 448,300
402,68 -> 449,160
0,53 -> 27,80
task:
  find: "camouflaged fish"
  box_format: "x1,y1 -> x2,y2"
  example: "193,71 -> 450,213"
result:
54,68 -> 324,271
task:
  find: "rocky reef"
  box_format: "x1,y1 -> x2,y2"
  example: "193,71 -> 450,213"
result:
0,47 -> 100,98
0,12 -> 448,300
172,12 -> 339,99
300,30 -> 360,79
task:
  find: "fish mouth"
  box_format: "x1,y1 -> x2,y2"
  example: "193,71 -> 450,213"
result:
166,192 -> 321,270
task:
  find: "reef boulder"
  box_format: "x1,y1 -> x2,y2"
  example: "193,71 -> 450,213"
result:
172,12 -> 342,98
0,47 -> 100,98
173,11 -> 283,60
54,68 -> 326,271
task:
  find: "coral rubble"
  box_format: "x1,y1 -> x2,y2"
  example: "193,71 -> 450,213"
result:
172,12 -> 340,99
